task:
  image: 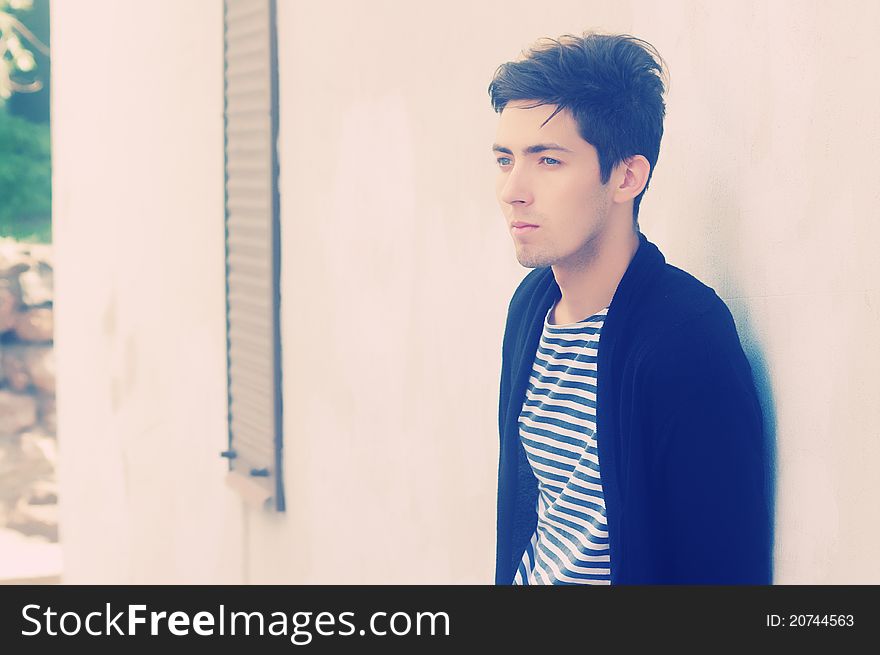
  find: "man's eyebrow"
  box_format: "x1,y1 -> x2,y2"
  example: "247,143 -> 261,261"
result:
491,143 -> 574,155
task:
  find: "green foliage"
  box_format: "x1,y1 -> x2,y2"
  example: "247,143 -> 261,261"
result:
0,106 -> 51,242
1,0 -> 48,100
4,0 -> 49,123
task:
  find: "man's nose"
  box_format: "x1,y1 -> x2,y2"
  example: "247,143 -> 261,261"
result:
498,166 -> 534,206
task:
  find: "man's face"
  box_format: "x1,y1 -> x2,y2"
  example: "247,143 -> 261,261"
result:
493,100 -> 616,270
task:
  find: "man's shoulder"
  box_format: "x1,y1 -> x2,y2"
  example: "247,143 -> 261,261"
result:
647,262 -> 724,326
636,265 -> 762,430
639,263 -> 746,366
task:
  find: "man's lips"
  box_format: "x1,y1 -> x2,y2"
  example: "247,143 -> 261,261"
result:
511,221 -> 539,234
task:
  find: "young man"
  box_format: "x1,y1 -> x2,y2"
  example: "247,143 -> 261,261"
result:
489,33 -> 773,584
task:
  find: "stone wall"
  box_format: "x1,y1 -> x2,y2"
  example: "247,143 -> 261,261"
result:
0,238 -> 56,542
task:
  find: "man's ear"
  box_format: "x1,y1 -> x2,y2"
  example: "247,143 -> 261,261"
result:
612,155 -> 651,205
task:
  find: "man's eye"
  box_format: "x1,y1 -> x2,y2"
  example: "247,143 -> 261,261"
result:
541,157 -> 561,166
496,157 -> 512,166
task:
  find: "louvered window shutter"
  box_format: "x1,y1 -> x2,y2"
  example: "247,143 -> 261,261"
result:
222,0 -> 284,511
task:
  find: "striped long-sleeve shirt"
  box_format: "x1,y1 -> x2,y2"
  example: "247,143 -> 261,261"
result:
514,303 -> 611,585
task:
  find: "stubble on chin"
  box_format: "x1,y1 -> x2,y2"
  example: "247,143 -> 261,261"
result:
514,246 -> 554,269
515,232 -> 603,271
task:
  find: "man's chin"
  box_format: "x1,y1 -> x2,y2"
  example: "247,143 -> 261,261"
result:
516,255 -> 551,269
514,244 -> 555,269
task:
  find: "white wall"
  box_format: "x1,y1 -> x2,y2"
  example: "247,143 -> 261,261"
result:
52,0 -> 241,583
53,0 -> 880,583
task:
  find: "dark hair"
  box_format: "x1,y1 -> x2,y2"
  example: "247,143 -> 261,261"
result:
488,32 -> 667,223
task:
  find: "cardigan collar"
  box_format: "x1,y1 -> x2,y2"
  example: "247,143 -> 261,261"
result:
549,230 -> 665,314
598,230 -> 666,340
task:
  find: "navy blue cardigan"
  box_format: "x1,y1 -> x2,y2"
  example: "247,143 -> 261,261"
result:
496,231 -> 774,584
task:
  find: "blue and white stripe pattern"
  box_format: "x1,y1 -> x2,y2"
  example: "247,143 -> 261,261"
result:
513,303 -> 612,585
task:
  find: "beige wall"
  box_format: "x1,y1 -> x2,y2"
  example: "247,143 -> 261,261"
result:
53,0 -> 880,583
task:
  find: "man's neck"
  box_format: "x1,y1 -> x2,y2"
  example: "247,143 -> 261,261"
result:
550,223 -> 640,325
